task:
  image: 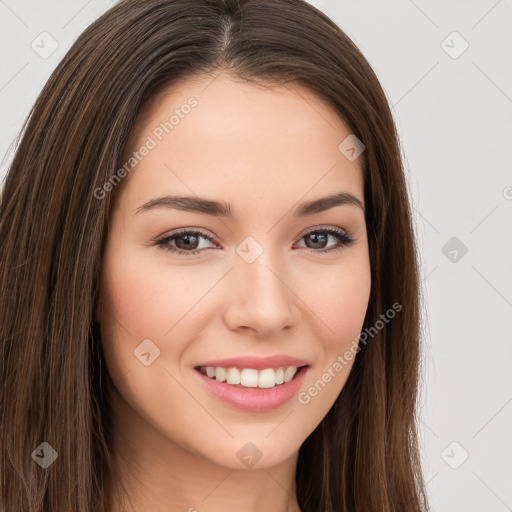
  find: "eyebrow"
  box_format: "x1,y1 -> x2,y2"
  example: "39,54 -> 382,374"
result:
133,191 -> 364,217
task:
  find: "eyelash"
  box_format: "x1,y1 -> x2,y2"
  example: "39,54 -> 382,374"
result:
154,226 -> 355,256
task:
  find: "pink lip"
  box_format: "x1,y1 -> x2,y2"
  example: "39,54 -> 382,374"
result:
194,365 -> 309,412
194,355 -> 310,370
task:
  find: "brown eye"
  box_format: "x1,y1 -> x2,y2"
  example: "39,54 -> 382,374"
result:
155,229 -> 217,255
296,228 -> 354,254
173,233 -> 200,250
303,231 -> 329,249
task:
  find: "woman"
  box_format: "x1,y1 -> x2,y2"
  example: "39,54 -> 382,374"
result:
0,0 -> 429,510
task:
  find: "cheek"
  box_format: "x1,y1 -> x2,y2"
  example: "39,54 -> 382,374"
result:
99,245 -> 219,381
101,248 -> 198,338
293,259 -> 370,422
295,255 -> 371,352
331,272 -> 371,345
98,248 -> 178,375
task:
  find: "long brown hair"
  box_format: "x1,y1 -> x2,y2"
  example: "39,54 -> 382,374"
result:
0,0 -> 429,510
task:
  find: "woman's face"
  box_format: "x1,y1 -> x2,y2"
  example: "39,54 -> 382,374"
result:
96,72 -> 371,469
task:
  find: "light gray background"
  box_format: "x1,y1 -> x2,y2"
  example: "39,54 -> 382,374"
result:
1,1 -> 511,510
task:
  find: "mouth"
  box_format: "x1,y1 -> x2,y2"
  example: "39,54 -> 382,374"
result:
194,364 -> 309,389
193,364 -> 310,412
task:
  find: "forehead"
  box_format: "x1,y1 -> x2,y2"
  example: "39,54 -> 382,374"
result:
116,72 -> 364,213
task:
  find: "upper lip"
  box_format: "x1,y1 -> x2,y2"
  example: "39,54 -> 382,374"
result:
194,355 -> 310,370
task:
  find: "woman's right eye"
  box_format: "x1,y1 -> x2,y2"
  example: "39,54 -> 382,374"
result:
155,230 -> 216,256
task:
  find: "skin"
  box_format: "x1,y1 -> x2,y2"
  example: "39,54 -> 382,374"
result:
95,71 -> 371,512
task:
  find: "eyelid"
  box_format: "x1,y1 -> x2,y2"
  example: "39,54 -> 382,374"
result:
154,227 -> 222,247
296,224 -> 349,239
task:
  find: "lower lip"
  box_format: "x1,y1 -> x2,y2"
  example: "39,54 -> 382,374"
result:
194,366 -> 309,412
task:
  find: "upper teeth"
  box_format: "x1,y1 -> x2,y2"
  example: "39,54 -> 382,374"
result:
202,366 -> 299,388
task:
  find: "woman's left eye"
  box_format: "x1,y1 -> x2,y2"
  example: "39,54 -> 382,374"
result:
296,227 -> 354,253
155,227 -> 354,256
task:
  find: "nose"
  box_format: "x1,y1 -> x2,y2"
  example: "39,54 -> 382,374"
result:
223,250 -> 296,337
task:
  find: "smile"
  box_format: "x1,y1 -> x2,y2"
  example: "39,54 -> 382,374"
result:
197,365 -> 301,389
194,365 -> 310,412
